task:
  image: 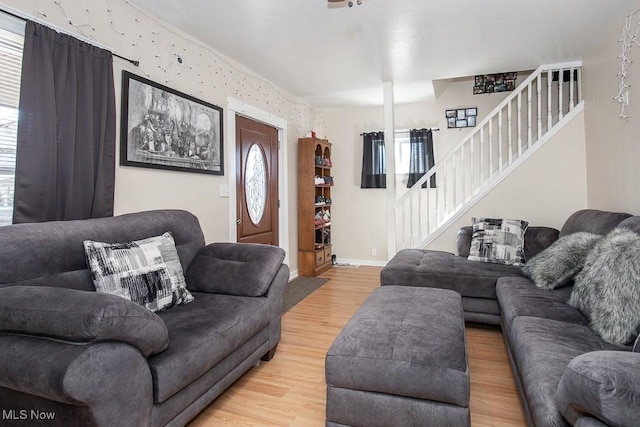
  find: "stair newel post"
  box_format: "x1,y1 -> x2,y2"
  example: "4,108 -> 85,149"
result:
408,192 -> 413,248
547,70 -> 553,132
517,91 -> 523,158
442,158 -> 448,219
470,136 -> 475,196
488,119 -> 494,179
537,73 -> 543,140
418,180 -> 423,244
577,68 -> 582,104
527,81 -> 533,149
559,68 -> 564,121
507,101 -> 513,166
452,151 -> 457,210
460,143 -> 466,204
569,68 -> 575,109
498,111 -> 504,173
480,127 -> 485,185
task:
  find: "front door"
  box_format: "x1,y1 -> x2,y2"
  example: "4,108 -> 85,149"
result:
236,115 -> 279,245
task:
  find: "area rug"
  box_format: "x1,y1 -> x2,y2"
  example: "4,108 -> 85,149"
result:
282,276 -> 329,313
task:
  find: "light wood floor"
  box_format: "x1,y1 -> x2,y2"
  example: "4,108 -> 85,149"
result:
188,266 -> 526,426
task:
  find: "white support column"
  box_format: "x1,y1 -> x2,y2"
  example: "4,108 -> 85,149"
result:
384,81 -> 396,260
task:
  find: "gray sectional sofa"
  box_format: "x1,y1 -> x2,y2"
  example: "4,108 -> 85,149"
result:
0,210 -> 289,426
382,209 -> 640,427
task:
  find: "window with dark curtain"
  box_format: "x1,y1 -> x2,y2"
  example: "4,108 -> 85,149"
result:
360,131 -> 386,188
407,128 -> 436,188
13,20 -> 116,224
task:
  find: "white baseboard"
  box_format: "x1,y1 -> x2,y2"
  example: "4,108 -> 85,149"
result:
335,259 -> 388,267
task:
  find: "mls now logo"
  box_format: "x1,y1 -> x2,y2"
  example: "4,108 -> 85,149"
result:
2,410 -> 56,420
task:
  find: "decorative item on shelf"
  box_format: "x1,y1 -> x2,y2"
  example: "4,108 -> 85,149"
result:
323,176 -> 334,186
314,175 -> 325,185
473,72 -> 517,95
315,195 -> 326,205
446,108 -> 478,129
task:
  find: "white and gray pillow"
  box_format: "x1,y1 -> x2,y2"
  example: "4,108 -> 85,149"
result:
84,232 -> 193,312
468,217 -> 528,266
522,232 -> 601,290
568,228 -> 640,346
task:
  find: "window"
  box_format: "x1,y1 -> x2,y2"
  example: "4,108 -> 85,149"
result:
0,12 -> 25,226
394,130 -> 411,174
360,131 -> 386,188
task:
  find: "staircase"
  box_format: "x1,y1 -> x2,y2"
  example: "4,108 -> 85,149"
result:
393,62 -> 584,251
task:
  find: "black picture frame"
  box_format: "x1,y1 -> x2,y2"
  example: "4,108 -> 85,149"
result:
473,71 -> 517,95
120,71 -> 224,175
445,107 -> 478,128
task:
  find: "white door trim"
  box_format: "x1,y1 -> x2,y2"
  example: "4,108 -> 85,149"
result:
226,98 -> 289,266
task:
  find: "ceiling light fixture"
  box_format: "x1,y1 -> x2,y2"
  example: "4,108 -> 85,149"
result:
328,0 -> 363,7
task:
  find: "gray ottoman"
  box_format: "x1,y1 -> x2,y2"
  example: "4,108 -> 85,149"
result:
325,286 -> 470,427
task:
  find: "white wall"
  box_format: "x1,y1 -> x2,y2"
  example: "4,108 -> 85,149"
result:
427,109 -> 588,253
582,1 -> 640,214
1,0 -> 324,272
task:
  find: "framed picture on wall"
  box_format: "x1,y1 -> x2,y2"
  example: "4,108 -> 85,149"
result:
120,71 -> 224,175
445,107 -> 478,128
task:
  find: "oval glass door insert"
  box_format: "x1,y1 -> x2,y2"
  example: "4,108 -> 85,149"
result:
245,143 -> 268,225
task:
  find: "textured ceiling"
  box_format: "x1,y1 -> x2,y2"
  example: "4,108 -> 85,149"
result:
128,0 -> 638,107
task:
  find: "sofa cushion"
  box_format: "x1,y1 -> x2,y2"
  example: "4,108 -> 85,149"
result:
186,243 -> 286,297
497,277 -> 586,326
149,292 -> 270,403
569,228 -> 640,346
522,232 -> 601,290
506,316 -> 622,427
556,351 -> 640,427
0,210 -> 205,291
468,217 -> 528,266
559,209 -> 631,238
381,249 -> 522,300
0,286 -> 168,357
84,232 -> 194,312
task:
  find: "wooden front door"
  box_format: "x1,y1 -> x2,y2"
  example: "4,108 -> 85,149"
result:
236,115 -> 279,245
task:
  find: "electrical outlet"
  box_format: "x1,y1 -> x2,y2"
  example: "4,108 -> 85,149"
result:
371,248 -> 377,256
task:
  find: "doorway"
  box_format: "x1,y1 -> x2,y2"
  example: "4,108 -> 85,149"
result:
235,115 -> 279,245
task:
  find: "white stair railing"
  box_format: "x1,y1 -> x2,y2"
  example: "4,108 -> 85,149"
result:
394,62 -> 583,250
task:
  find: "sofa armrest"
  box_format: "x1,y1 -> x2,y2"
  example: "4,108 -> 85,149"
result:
0,286 -> 168,357
0,336 -> 153,426
556,350 -> 640,427
456,225 -> 559,258
186,242 -> 286,297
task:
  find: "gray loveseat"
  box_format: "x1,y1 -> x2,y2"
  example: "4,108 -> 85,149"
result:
382,209 -> 640,426
0,210 -> 289,426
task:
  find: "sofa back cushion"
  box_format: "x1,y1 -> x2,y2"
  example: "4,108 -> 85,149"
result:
559,209 -> 631,238
186,243 -> 286,297
0,210 -> 205,291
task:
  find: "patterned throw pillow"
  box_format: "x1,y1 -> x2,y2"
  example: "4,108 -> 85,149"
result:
84,232 -> 193,312
468,217 -> 528,266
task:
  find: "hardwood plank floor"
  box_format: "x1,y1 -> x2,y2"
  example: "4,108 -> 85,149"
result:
188,266 -> 526,426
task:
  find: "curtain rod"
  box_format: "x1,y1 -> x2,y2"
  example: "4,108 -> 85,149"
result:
360,128 -> 440,136
0,6 -> 139,67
